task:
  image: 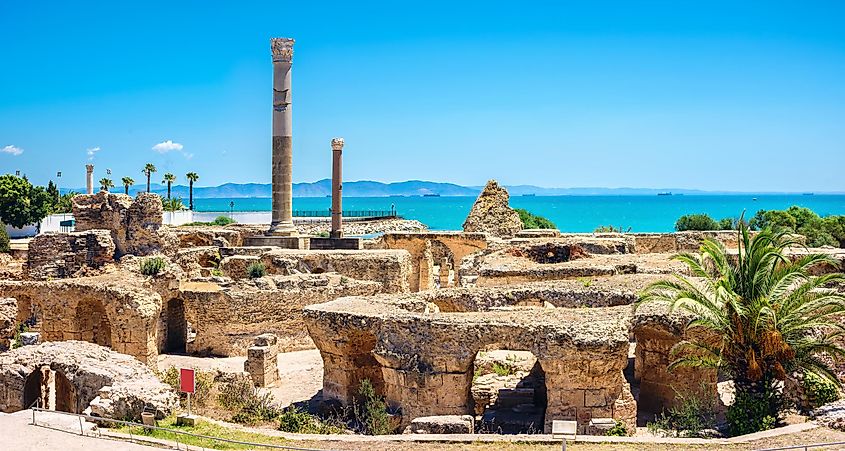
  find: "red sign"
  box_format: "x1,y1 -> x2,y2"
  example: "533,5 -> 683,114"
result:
180,368 -> 195,394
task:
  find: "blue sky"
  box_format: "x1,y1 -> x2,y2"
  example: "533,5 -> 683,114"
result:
1,1 -> 843,192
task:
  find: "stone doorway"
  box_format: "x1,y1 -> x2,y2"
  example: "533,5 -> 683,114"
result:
75,299 -> 112,347
164,298 -> 187,353
21,366 -> 78,413
22,367 -> 44,409
471,349 -> 547,434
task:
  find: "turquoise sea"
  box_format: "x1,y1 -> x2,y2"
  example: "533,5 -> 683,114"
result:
193,195 -> 845,233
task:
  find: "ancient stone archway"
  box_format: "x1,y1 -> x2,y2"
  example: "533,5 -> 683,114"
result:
22,367 -> 44,410
164,298 -> 187,353
75,298 -> 112,347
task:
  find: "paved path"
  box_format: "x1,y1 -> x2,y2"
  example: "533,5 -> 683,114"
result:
1,410 -> 160,450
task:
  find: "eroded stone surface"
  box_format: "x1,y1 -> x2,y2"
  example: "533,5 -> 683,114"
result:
73,192 -> 177,257
26,230 -> 115,280
0,341 -> 177,419
0,297 -> 17,350
462,180 -> 522,238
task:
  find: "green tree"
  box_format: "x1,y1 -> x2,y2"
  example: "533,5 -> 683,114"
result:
750,207 -> 842,248
185,172 -> 199,211
0,175 -> 52,229
143,163 -> 157,193
121,176 -> 134,195
53,192 -> 77,214
514,208 -> 556,229
675,214 -> 719,231
639,224 -> 845,434
99,177 -> 114,192
162,172 -> 176,199
45,180 -> 59,209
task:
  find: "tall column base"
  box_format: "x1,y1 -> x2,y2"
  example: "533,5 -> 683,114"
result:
266,223 -> 298,237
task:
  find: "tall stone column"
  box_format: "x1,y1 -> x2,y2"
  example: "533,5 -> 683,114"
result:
330,137 -> 344,238
85,164 -> 94,194
268,37 -> 296,236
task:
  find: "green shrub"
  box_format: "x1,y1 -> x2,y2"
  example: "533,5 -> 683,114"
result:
750,206 -> 845,248
514,208 -> 556,229
140,257 -> 166,276
491,362 -> 515,377
315,231 -> 330,238
675,214 -> 719,231
594,225 -> 631,233
605,420 -> 628,437
277,406 -> 345,434
727,389 -> 778,436
247,261 -> 266,278
182,216 -> 237,227
218,375 -> 281,425
803,372 -> 840,408
354,379 -> 391,435
0,175 -> 52,228
647,392 -> 717,438
11,322 -> 29,349
210,268 -> 223,277
0,223 -> 9,253
212,215 -> 236,226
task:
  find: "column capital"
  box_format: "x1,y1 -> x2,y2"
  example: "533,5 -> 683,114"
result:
271,38 -> 295,63
331,137 -> 345,151
85,164 -> 94,171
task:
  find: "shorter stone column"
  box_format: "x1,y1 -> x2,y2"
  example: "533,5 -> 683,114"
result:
85,164 -> 94,194
438,257 -> 451,288
418,241 -> 435,291
330,137 -> 344,238
244,333 -> 280,387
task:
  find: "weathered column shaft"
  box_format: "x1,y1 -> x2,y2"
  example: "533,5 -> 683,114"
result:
268,38 -> 296,236
330,137 -> 344,238
85,164 -> 94,194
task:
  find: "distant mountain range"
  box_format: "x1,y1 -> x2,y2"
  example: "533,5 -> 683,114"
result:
60,179 -> 842,198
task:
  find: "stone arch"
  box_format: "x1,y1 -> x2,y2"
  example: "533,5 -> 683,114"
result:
74,298 -> 112,347
22,367 -> 44,410
163,298 -> 187,353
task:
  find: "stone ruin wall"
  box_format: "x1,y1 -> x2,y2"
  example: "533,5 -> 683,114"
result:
218,249 -> 413,294
304,290 -> 638,434
0,279 -> 161,363
179,275 -> 383,356
632,303 -> 719,414
72,191 -> 177,257
378,232 -> 489,291
25,230 -> 115,280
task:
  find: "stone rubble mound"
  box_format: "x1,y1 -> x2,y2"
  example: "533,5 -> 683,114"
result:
462,180 -> 523,238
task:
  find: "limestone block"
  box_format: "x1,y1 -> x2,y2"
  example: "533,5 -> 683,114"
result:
403,415 -> 474,434
26,230 -> 115,280
0,298 -> 16,350
19,332 -> 40,346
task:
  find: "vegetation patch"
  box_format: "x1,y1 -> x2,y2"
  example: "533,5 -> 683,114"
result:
0,223 -> 9,253
246,262 -> 266,279
114,415 -> 292,450
515,208 -> 556,229
140,256 -> 167,276
184,216 -> 237,227
353,379 -> 392,435
750,206 -> 845,248
674,213 -> 735,231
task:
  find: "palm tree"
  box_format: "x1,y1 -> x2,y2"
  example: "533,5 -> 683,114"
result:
143,163 -> 157,193
639,223 -> 845,434
162,173 -> 176,200
99,177 -> 114,192
121,176 -> 134,195
185,172 -> 199,211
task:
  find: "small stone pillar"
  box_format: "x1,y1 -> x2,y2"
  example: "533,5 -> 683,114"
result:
418,241 -> 435,291
19,331 -> 41,346
85,164 -> 94,194
330,137 -> 344,239
439,257 -> 451,288
244,333 -> 280,387
268,37 -> 297,237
